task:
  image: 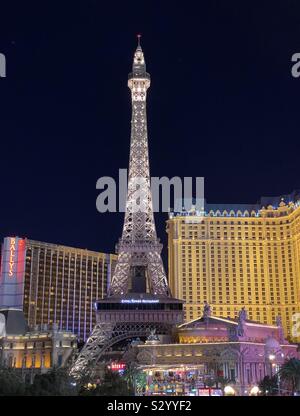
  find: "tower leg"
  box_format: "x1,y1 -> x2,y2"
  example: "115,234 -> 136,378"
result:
109,251 -> 131,296
70,323 -> 114,379
70,322 -> 174,380
147,251 -> 170,295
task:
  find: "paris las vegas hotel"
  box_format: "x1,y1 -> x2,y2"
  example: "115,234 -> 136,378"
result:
168,190 -> 300,341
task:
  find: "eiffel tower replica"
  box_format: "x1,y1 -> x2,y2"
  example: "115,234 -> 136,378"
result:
70,37 -> 183,378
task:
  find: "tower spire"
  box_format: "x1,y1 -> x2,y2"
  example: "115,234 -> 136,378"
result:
107,39 -> 169,296
132,35 -> 147,77
137,33 -> 141,48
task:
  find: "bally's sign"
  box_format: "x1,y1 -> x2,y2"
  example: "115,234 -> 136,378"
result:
8,237 -> 16,277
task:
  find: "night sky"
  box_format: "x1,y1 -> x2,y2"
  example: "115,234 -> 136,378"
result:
1,1 -> 300,263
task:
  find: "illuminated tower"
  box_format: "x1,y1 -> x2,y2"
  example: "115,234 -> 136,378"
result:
108,35 -> 170,297
70,37 -> 183,379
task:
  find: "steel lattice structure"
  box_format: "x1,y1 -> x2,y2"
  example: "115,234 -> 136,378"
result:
109,40 -> 169,297
70,321 -> 172,377
70,39 -> 179,379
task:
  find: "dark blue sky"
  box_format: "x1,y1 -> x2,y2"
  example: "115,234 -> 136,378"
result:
0,1 -> 300,261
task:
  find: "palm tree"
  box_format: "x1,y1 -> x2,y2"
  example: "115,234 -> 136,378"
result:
215,376 -> 231,391
204,376 -> 215,396
279,358 -> 300,396
26,366 -> 79,396
123,363 -> 147,395
258,375 -> 278,396
123,363 -> 138,390
80,367 -> 133,396
0,366 -> 26,396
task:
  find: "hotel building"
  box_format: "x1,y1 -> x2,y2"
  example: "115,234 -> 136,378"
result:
167,190 -> 300,340
0,237 -> 117,341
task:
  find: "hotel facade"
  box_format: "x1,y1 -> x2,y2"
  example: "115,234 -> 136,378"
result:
0,309 -> 76,382
0,237 -> 117,341
167,190 -> 300,340
134,310 -> 299,396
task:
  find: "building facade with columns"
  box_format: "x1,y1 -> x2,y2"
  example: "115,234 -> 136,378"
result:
0,309 -> 77,383
134,308 -> 299,395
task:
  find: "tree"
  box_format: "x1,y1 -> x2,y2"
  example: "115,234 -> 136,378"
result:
215,376 -> 231,390
258,375 -> 278,396
279,358 -> 300,395
0,367 -> 26,396
203,377 -> 215,396
79,367 -> 133,396
135,371 -> 147,395
123,364 -> 146,395
26,366 -> 78,396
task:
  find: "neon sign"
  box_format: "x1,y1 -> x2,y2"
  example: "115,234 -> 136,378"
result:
121,299 -> 159,304
8,237 -> 16,277
110,363 -> 126,371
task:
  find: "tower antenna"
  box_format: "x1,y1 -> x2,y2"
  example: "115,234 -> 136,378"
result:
137,33 -> 141,47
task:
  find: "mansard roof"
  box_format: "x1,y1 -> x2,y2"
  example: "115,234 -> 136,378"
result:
172,189 -> 300,216
178,315 -> 277,329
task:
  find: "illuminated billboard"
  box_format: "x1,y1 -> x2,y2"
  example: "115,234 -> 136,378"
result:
110,362 -> 126,371
0,237 -> 26,309
121,298 -> 159,304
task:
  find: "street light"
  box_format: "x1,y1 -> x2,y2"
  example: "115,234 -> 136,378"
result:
268,352 -> 282,395
250,386 -> 259,396
269,354 -> 275,377
277,371 -> 281,396
224,385 -> 235,396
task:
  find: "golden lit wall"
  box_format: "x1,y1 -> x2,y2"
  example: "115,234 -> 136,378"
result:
167,200 -> 300,340
1,334 -> 75,369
